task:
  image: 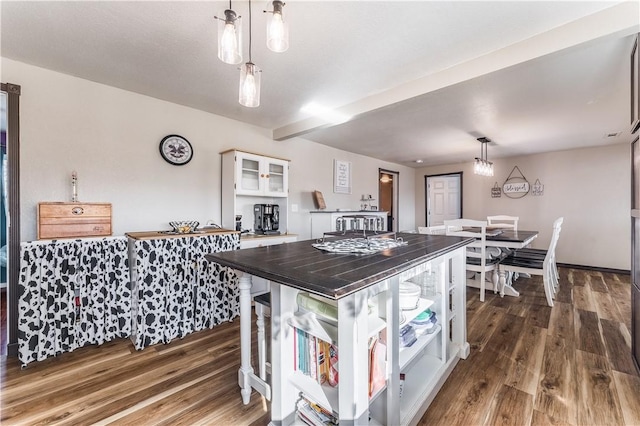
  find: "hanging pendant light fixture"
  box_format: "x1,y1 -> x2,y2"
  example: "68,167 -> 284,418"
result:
265,1 -> 289,53
474,137 -> 494,177
215,1 -> 242,65
239,0 -> 261,107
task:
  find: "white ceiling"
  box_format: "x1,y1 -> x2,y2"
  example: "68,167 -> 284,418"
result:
1,1 -> 639,167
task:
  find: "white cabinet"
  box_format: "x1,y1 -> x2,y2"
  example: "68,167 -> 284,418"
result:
239,233 -> 298,249
270,245 -> 469,425
221,149 -> 290,234
234,151 -> 288,197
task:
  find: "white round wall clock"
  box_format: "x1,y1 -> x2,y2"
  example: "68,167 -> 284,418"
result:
159,134 -> 193,166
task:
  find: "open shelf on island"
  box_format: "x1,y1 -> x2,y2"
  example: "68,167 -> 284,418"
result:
399,354 -> 446,424
400,297 -> 434,326
290,370 -> 339,414
289,310 -> 387,345
399,324 -> 442,371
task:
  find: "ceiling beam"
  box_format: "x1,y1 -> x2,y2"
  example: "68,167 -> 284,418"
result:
272,1 -> 640,141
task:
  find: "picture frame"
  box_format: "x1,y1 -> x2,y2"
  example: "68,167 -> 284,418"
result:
334,160 -> 352,194
312,190 -> 327,210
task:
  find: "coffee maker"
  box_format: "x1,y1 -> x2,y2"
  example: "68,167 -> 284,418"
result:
254,204 -> 280,235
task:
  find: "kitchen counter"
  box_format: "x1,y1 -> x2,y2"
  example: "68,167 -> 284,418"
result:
240,233 -> 297,241
127,229 -> 240,350
310,210 -> 387,213
126,228 -> 238,240
206,233 -> 472,299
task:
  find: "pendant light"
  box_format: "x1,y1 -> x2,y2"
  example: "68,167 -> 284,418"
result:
215,1 -> 242,65
239,0 -> 261,107
474,137 -> 494,177
265,1 -> 289,53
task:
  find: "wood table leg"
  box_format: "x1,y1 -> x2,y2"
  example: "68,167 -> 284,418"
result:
498,269 -> 520,298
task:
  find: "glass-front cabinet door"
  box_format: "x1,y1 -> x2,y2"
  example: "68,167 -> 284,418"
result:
235,151 -> 289,197
264,158 -> 288,197
236,152 -> 264,196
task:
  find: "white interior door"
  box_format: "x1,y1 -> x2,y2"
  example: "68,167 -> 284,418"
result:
427,174 -> 461,226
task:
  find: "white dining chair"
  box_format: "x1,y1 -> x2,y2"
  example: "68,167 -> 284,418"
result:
443,219 -> 501,302
487,215 -> 519,231
497,217 -> 563,306
418,225 -> 446,235
511,217 -> 564,294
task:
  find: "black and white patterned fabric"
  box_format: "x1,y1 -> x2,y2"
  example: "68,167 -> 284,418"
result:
17,233 -> 239,366
18,237 -> 130,367
129,233 -> 239,350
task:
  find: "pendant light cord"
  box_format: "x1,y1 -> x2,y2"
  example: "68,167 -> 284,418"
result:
248,0 -> 252,62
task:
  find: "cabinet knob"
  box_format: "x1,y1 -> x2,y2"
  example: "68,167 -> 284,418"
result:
265,174 -> 270,178
261,174 -> 265,178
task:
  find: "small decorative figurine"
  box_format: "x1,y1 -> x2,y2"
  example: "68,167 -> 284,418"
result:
71,171 -> 78,202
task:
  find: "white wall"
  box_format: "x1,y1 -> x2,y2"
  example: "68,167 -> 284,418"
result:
415,144 -> 630,270
2,58 -> 415,241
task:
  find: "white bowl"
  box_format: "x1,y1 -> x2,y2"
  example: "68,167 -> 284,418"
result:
169,220 -> 199,234
399,282 -> 421,310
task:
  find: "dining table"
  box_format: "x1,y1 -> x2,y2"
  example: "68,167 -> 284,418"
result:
485,229 -> 538,297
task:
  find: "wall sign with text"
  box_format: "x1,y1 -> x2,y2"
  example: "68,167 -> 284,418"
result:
502,166 -> 530,199
491,182 -> 502,198
334,160 -> 352,194
532,179 -> 544,196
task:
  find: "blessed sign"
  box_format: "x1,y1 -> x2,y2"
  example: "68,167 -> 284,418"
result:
503,182 -> 529,194
503,166 -> 530,199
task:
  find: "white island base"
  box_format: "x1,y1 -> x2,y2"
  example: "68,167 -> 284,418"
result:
269,245 -> 470,425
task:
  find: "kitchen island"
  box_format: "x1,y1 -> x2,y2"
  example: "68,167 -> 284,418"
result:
206,233 -> 472,425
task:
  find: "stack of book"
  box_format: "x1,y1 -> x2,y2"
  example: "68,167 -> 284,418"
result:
296,395 -> 339,426
294,327 -> 337,386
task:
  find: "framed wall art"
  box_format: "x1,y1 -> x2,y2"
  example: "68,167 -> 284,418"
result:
334,160 -> 352,194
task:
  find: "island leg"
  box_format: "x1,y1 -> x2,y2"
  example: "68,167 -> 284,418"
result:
238,272 -> 254,405
255,301 -> 267,380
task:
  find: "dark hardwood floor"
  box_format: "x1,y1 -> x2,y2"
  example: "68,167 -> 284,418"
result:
1,268 -> 639,425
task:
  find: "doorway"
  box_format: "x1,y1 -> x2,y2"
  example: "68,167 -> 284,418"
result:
425,172 -> 462,226
1,82 -> 20,358
379,169 -> 399,232
0,91 -> 5,355
1,92 -> 6,286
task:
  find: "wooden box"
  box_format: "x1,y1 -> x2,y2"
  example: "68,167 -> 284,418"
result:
38,202 -> 112,240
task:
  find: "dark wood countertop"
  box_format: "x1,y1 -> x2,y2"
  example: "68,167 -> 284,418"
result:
127,228 -> 238,240
206,233 -> 473,299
